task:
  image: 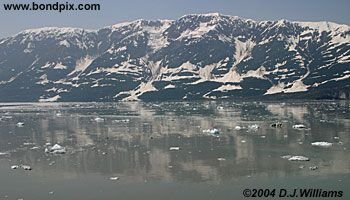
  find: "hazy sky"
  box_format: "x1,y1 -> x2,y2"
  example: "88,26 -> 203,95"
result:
1,0 -> 349,38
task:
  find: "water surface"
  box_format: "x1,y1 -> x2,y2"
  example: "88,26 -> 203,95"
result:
0,101 -> 349,199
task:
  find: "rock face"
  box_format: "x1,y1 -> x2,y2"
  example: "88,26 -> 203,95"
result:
0,13 -> 349,102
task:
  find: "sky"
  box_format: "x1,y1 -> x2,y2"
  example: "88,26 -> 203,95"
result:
0,0 -> 350,38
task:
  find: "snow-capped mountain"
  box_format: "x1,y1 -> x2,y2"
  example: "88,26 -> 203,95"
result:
0,13 -> 349,102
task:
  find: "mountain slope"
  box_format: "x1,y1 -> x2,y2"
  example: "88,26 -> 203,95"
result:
0,13 -> 349,102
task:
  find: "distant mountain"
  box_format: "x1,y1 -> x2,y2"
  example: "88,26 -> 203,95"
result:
0,13 -> 349,102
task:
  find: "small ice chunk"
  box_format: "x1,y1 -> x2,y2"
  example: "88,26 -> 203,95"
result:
11,165 -> 19,169
217,106 -> 224,110
234,126 -> 242,130
281,155 -> 292,159
16,122 -> 24,127
51,144 -> 64,151
94,117 -> 104,122
241,140 -> 247,143
0,152 -> 10,156
113,119 -> 130,123
23,142 -> 35,146
217,158 -> 226,161
288,156 -> 310,161
292,124 -> 306,129
30,146 -> 40,150
169,147 -> 180,151
45,144 -> 66,154
21,165 -> 32,170
309,166 -> 318,170
248,124 -> 259,131
202,128 -> 220,135
311,142 -> 332,148
109,177 -> 120,181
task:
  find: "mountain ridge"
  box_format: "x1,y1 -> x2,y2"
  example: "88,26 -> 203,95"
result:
0,13 -> 349,102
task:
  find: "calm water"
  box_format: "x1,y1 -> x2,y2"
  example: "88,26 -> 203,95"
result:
0,101 -> 349,200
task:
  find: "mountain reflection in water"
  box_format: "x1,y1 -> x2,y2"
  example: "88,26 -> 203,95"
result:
0,101 -> 349,200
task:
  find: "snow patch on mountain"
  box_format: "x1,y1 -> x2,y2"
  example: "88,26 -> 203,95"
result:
118,82 -> 158,101
37,74 -> 49,85
178,22 -> 217,40
59,40 -> 70,47
285,80 -> 309,93
214,84 -> 242,92
53,63 -> 67,70
68,56 -> 94,76
234,38 -> 255,64
217,67 -> 242,83
297,21 -> 350,33
144,22 -> 172,51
